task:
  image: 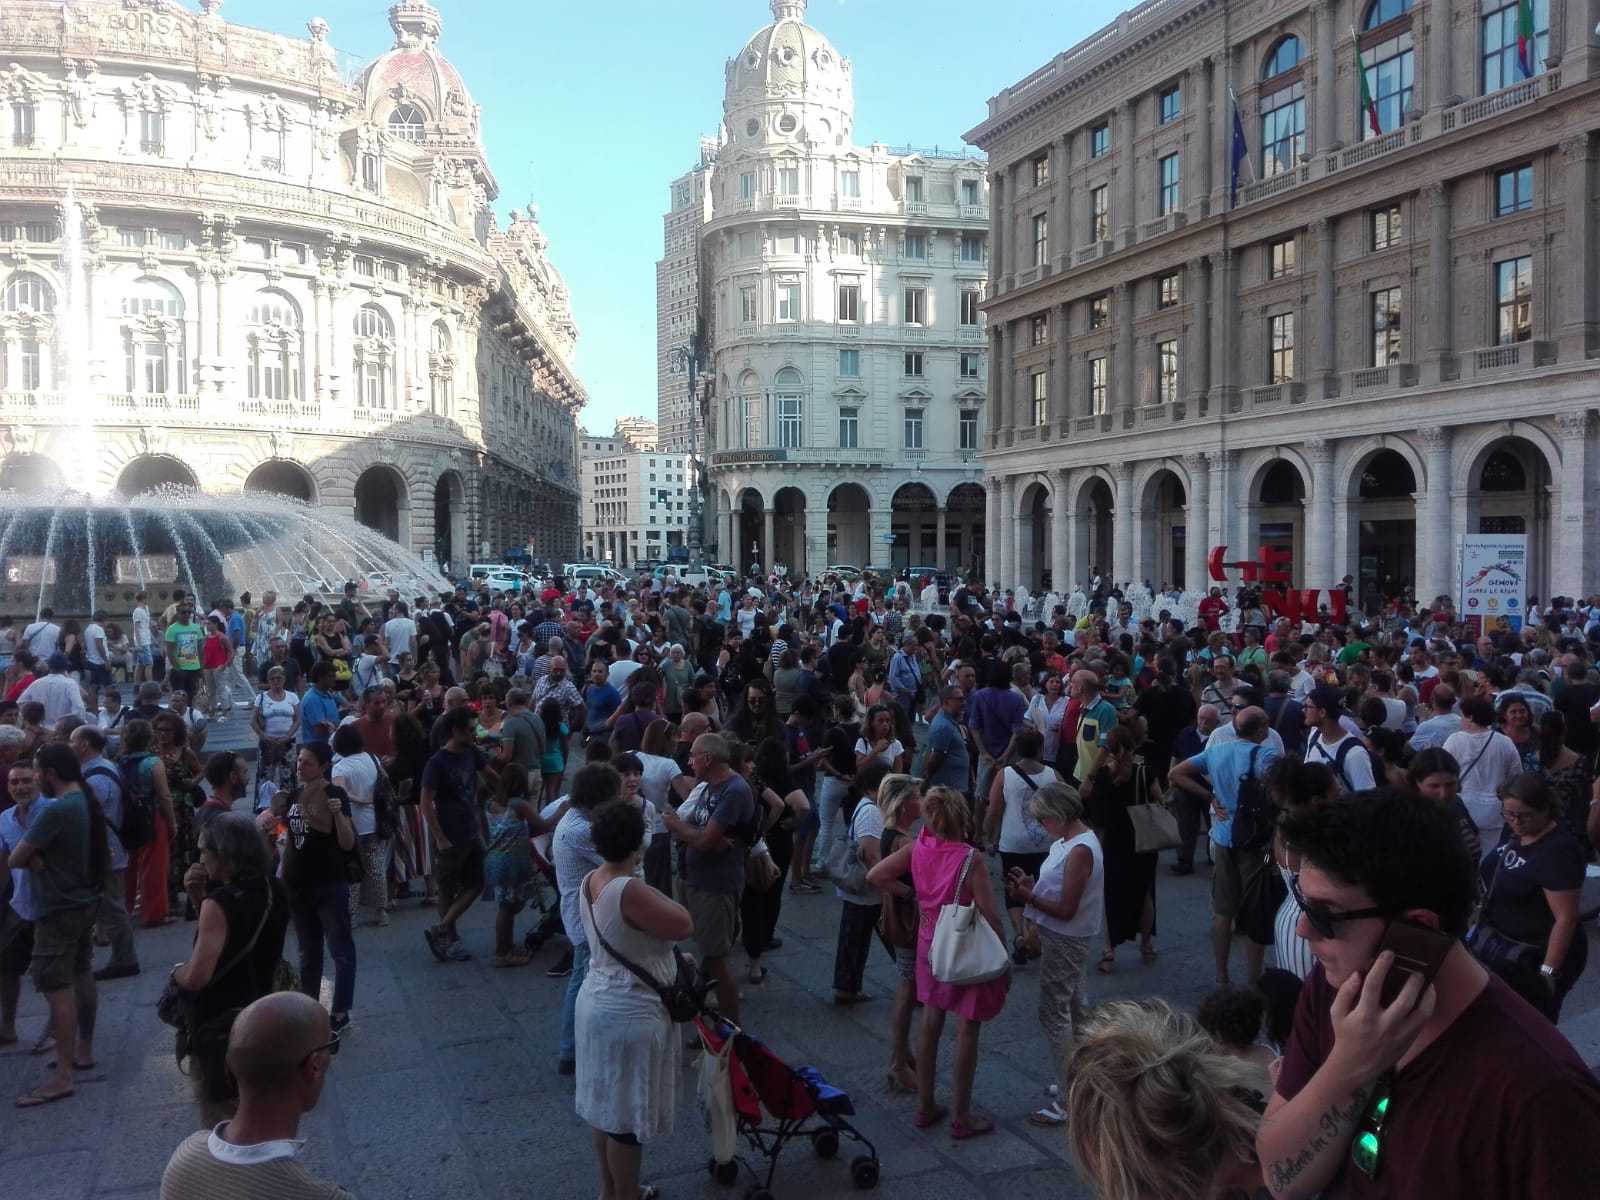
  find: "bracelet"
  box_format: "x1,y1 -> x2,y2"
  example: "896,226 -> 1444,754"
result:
1539,963 -> 1556,977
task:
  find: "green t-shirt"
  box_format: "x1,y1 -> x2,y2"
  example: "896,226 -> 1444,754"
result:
1336,641 -> 1371,665
23,790 -> 98,917
164,620 -> 204,671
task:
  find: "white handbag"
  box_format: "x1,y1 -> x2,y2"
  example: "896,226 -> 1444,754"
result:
928,848 -> 1012,986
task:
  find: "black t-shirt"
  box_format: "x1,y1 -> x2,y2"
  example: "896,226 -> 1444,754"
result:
1134,681 -> 1197,757
282,785 -> 354,891
191,874 -> 290,1031
421,745 -> 488,846
1553,680 -> 1600,753
824,642 -> 858,692
824,720 -> 861,777
256,658 -> 302,691
1480,825 -> 1587,946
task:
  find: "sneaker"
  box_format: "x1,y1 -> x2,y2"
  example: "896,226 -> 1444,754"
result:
373,909 -> 390,927
424,925 -> 448,962
445,940 -> 472,962
1028,1101 -> 1067,1127
92,962 -> 140,982
545,949 -> 574,978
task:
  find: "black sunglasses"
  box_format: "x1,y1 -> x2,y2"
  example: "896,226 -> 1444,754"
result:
1288,874 -> 1391,941
298,1025 -> 344,1065
1350,1072 -> 1395,1180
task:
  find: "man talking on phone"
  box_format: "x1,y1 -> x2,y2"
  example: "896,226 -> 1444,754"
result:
1258,789 -> 1600,1198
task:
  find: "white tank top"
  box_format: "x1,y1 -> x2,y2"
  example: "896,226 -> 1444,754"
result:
1029,829 -> 1104,939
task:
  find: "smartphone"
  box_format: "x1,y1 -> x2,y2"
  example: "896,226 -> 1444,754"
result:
1373,919 -> 1454,1007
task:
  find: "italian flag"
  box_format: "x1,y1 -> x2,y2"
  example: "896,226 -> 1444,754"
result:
1356,39 -> 1381,136
1516,0 -> 1537,79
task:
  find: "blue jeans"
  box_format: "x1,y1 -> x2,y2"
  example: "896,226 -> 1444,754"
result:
811,775 -> 849,872
290,882 -> 357,1015
559,942 -> 591,1064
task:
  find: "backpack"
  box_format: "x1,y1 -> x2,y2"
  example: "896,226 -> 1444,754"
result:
1229,745 -> 1273,853
1307,730 -> 1361,794
367,753 -> 397,840
106,755 -> 156,851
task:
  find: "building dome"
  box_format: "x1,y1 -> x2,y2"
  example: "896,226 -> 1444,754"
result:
723,0 -> 852,150
357,2 -> 480,143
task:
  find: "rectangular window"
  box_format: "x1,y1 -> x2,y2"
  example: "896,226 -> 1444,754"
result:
1268,236 -> 1296,279
839,407 -> 859,449
774,228 -> 802,255
903,408 -> 925,449
776,394 -> 803,449
1260,89 -> 1306,177
837,229 -> 861,256
1089,357 -> 1109,414
839,347 -> 860,376
903,286 -> 926,325
1032,155 -> 1050,187
139,109 -> 164,153
776,283 -> 801,322
1495,164 -> 1533,216
778,165 -> 800,195
1159,86 -> 1181,124
959,409 -> 979,450
1372,204 -> 1402,250
959,290 -> 981,326
12,102 -> 35,146
1371,287 -> 1403,366
840,170 -> 860,198
353,255 -> 376,277
1090,186 -> 1109,241
905,175 -> 924,203
904,233 -> 927,259
1269,313 -> 1296,382
1158,153 -> 1181,216
1030,371 -> 1048,426
119,227 -> 145,248
959,352 -> 981,379
740,172 -> 755,200
837,283 -> 860,323
1089,294 -> 1109,330
360,153 -> 380,191
1030,314 -> 1048,347
1482,0 -> 1550,94
959,234 -> 984,262
1032,213 -> 1049,265
1157,339 -> 1179,404
903,351 -> 924,377
961,178 -> 980,205
1090,123 -> 1109,157
159,230 -> 187,251
1494,256 -> 1533,344
737,230 -> 756,258
1157,272 -> 1181,309
740,286 -> 758,323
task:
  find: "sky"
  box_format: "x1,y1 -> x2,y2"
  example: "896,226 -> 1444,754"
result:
217,0 -> 1101,433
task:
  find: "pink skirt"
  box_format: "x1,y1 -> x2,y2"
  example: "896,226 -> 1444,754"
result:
914,926 -> 1008,1022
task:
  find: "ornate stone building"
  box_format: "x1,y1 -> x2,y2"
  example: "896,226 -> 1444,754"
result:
969,0 -> 1599,604
0,0 -> 585,572
696,1 -> 990,576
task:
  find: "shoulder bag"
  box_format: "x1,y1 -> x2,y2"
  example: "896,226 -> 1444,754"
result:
1465,846 -> 1544,971
1234,849 -> 1287,945
582,875 -> 711,1023
825,802 -> 872,894
928,847 -> 1011,986
1127,756 -> 1181,854
157,879 -> 274,1030
744,792 -> 782,892
876,828 -> 918,951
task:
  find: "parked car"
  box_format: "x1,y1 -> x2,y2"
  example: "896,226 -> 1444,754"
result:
824,564 -> 862,580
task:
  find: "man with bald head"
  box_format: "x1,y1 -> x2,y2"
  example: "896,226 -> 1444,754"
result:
427,685 -> 471,752
159,991 -> 354,1199
1169,705 -> 1281,986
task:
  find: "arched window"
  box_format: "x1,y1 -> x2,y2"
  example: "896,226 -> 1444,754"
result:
121,277 -> 185,395
1260,36 -> 1306,177
774,366 -> 803,449
428,320 -> 453,416
387,104 -> 426,141
1359,1 -> 1415,138
736,369 -> 761,451
246,289 -> 302,403
0,271 -> 54,392
353,303 -> 396,408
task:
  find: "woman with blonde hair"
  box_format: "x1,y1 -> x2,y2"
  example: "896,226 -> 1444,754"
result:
1068,999 -> 1266,1200
872,773 -> 923,1092
868,784 -> 1008,1140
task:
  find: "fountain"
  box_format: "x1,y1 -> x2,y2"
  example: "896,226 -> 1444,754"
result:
0,486 -> 451,619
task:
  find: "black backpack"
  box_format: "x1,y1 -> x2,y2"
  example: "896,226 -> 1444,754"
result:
92,758 -> 154,851
1230,745 -> 1273,853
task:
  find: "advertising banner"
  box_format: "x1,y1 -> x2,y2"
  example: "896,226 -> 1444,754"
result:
1460,534 -> 1527,635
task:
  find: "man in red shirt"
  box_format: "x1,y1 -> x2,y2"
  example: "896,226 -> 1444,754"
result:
1198,586 -> 1228,631
351,688 -> 395,765
1260,790 -> 1600,1198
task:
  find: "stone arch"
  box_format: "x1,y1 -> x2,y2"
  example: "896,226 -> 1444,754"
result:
433,469 -> 468,575
1336,434 -> 1426,498
1239,450 -> 1311,587
890,480 -> 939,572
117,454 -> 198,495
0,451 -> 64,493
772,484 -> 808,575
1450,421 -> 1562,494
1340,441 -> 1420,597
1137,464 -> 1190,590
1453,422 -> 1561,603
1017,478 -> 1052,591
353,462 -> 411,545
1068,471 -> 1116,590
244,459 -> 318,503
827,481 -> 871,568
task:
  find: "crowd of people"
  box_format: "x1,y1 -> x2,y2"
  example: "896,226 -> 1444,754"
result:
4,565 -> 1600,1198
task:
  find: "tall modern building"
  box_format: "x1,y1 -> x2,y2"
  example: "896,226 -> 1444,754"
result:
656,141 -> 715,452
694,0 -> 991,576
0,0 -> 586,571
579,425 -> 692,567
968,0 -> 1598,603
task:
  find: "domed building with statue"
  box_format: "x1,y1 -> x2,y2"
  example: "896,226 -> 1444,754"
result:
0,0 -> 584,577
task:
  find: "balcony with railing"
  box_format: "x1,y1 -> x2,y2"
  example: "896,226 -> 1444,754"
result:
1459,340 -> 1555,378
1347,363 -> 1419,392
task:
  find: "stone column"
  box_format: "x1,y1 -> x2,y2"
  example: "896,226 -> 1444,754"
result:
1111,462 -> 1134,587
990,169 -> 1007,290
1421,181 -> 1455,384
987,325 -> 1004,440
1554,411 -> 1594,600
762,507 -> 775,568
935,507 -> 947,571
1055,131 -> 1074,272
1560,135 -> 1596,360
1115,282 -> 1136,417
191,265 -> 213,394
1313,215 -> 1337,396
1116,98 -> 1136,248
984,477 -> 1000,583
1305,438 -> 1336,586
1190,58 -> 1214,221
1184,452 -> 1209,591
1052,468 -> 1072,592
1188,256 -> 1211,407
1009,163 -> 1026,287
208,269 -> 226,396
1332,495 -> 1357,588
1416,426 -> 1454,603
1210,249 -> 1238,410
1209,51 -> 1232,215
1426,0 -> 1456,112
1053,302 -> 1072,429
996,475 -> 1017,587
1313,0 -> 1339,152
1207,450 -> 1234,559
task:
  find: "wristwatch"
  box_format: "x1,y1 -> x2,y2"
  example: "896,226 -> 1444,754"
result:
1539,963 -> 1556,977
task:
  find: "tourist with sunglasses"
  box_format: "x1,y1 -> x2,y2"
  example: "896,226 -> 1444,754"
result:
1260,789 -> 1600,1199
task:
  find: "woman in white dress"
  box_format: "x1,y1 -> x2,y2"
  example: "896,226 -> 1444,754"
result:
576,801 -> 694,1200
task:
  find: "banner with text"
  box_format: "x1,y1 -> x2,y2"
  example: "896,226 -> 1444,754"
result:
1459,534 -> 1527,635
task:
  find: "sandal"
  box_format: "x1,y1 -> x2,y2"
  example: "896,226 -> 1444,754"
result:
950,1115 -> 996,1140
1028,1102 -> 1067,1127
913,1104 -> 948,1128
1140,945 -> 1158,965
1096,951 -> 1116,975
747,967 -> 769,985
885,1069 -> 918,1093
493,947 -> 533,968
15,1086 -> 74,1108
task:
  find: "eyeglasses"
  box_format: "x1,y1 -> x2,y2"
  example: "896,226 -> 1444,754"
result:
1349,1073 -> 1394,1180
1500,807 -> 1537,825
297,1025 -> 343,1066
1288,874 -> 1391,941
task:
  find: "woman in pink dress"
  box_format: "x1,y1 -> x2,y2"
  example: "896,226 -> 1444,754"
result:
869,784 -> 1009,1139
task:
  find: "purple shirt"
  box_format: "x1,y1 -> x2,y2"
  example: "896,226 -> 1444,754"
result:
967,685 -> 1025,760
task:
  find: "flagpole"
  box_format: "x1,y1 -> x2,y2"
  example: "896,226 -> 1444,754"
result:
1229,88 -> 1254,184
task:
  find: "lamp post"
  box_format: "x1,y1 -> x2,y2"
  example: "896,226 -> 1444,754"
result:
676,338 -> 707,571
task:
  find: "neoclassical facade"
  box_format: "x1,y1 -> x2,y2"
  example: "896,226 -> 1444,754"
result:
697,1 -> 990,576
969,0 -> 1600,604
0,0 -> 585,573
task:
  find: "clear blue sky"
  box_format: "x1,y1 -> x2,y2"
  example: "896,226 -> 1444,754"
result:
219,0 -> 1097,432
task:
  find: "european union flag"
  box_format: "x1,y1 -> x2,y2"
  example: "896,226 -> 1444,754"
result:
1229,97 -> 1250,209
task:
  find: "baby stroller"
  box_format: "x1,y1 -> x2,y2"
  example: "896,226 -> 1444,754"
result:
695,1015 -> 881,1199
519,837 -> 565,954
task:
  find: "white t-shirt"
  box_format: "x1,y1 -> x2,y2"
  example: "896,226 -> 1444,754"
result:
635,752 -> 681,834
609,658 -> 644,690
22,620 -> 60,659
854,737 -> 905,769
83,622 -> 107,665
132,606 -> 152,649
997,764 -> 1058,854
331,752 -> 380,836
1029,830 -> 1104,938
382,616 -> 417,662
836,800 -> 884,904
920,583 -> 940,608
254,691 -> 299,739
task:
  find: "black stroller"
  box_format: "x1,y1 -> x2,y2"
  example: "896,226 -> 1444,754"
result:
695,1015 -> 881,1199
